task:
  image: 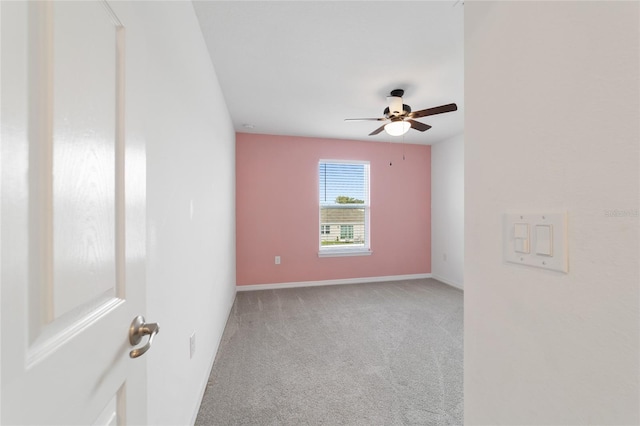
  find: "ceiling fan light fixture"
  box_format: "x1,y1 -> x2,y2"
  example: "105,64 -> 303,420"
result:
385,120 -> 410,136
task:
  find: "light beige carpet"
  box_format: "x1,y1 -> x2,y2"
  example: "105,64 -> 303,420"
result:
196,278 -> 463,425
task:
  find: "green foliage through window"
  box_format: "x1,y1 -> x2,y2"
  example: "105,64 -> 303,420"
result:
335,195 -> 364,204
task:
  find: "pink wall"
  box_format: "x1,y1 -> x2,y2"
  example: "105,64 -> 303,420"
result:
236,133 -> 431,286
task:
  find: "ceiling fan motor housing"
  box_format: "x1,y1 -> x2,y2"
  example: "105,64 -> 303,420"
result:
384,104 -> 412,118
387,96 -> 403,115
386,89 -> 410,116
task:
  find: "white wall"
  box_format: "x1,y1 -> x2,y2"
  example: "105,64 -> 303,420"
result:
431,134 -> 464,289
126,2 -> 236,425
465,2 -> 639,425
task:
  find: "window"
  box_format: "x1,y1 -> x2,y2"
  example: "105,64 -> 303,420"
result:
340,225 -> 354,240
319,161 -> 370,256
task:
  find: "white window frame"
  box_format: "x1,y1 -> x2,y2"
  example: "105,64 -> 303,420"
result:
318,160 -> 371,257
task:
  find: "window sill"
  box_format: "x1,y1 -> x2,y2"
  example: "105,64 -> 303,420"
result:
318,249 -> 372,258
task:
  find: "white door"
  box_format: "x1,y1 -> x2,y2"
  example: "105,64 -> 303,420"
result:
1,1 -> 151,424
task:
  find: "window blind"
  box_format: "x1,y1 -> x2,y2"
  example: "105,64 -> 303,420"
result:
318,161 -> 370,250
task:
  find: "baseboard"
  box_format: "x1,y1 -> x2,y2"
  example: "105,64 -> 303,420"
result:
236,273 -> 432,291
432,274 -> 464,290
189,285 -> 237,425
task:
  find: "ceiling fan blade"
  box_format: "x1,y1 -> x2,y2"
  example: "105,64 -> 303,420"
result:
344,118 -> 386,122
409,103 -> 457,119
408,119 -> 432,132
369,124 -> 387,136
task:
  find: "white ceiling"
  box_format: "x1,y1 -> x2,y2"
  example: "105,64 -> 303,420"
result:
193,1 -> 464,145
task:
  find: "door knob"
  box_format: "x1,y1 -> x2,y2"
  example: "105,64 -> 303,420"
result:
129,315 -> 160,358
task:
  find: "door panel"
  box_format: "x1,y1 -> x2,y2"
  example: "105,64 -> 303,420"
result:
51,1 -> 119,320
1,1 -> 147,424
92,392 -> 121,426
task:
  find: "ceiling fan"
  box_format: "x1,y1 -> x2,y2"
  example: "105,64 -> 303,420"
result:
345,89 -> 457,136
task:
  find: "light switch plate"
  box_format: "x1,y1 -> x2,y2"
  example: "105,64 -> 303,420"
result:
504,212 -> 568,273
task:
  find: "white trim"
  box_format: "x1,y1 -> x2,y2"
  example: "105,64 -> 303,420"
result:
432,274 -> 464,290
318,249 -> 372,258
319,158 -> 370,165
236,273 -> 432,292
189,286 -> 237,426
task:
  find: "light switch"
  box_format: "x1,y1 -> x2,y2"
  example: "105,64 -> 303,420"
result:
514,223 -> 529,253
535,225 -> 553,256
515,238 -> 529,253
514,223 -> 529,239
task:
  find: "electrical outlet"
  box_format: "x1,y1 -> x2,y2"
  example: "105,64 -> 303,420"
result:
189,331 -> 196,359
275,256 -> 281,265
